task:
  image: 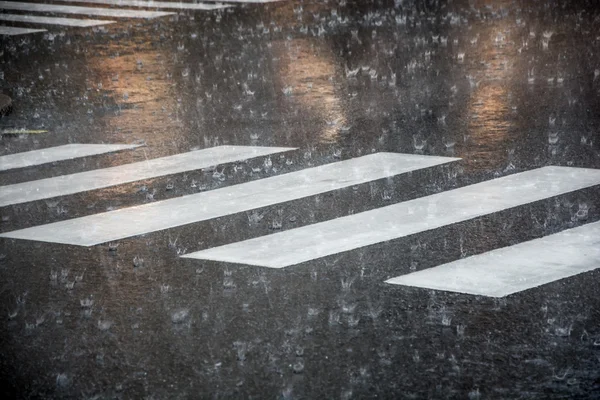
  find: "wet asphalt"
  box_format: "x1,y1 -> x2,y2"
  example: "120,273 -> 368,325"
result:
1,0 -> 600,398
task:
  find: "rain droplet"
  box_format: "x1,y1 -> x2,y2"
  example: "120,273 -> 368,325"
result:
171,309 -> 190,324
548,131 -> 559,145
133,256 -> 144,268
574,203 -> 589,221
97,319 -> 113,331
80,298 -> 94,308
413,134 -> 426,151
56,373 -> 70,388
292,360 -> 304,374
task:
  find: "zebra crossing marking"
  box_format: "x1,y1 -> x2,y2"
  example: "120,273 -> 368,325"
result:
0,153 -> 459,246
0,1 -> 175,19
0,143 -> 141,172
0,145 -> 295,207
181,166 -> 600,269
54,0 -> 231,10
0,25 -> 46,35
0,0 -> 277,36
386,220 -> 600,297
205,0 -> 285,2
0,13 -> 115,27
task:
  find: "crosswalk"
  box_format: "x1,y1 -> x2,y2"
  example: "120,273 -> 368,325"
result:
182,166 -> 600,267
1,143 -> 600,299
0,145 -> 294,207
0,13 -> 114,27
0,0 -> 280,37
386,220 -> 600,297
0,25 -> 46,35
0,1 -> 174,18
0,143 -> 141,171
0,152 -> 458,245
51,0 -> 232,10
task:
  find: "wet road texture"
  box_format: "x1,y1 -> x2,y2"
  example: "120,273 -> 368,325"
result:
1,0 -> 600,398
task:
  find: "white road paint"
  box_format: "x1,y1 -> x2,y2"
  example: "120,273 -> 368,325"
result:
0,26 -> 46,35
0,145 -> 295,207
0,143 -> 141,172
211,0 -> 284,3
55,0 -> 230,10
182,166 -> 600,268
386,221 -> 600,297
0,13 -> 115,27
0,2 -> 174,18
0,153 -> 459,246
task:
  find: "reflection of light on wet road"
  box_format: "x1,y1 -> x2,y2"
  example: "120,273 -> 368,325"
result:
466,83 -> 511,168
461,24 -> 515,171
88,45 -> 182,158
271,38 -> 347,143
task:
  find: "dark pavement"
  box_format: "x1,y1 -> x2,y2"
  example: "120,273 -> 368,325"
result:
1,0 -> 600,398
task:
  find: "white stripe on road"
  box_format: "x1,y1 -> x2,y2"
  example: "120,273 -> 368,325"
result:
182,166 -> 600,268
0,2 -> 175,18
0,153 -> 459,246
386,221 -> 600,297
0,145 -> 295,207
0,14 -> 115,27
0,25 -> 46,35
55,0 -> 230,10
212,0 -> 284,3
0,143 -> 141,172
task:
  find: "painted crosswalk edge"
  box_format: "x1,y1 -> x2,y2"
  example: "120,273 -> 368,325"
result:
0,153 -> 459,245
54,0 -> 231,10
0,26 -> 46,35
0,2 -> 174,18
0,145 -> 295,207
0,14 -> 115,27
205,0 -> 284,3
385,220 -> 600,297
181,166 -> 600,268
0,143 -> 141,172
